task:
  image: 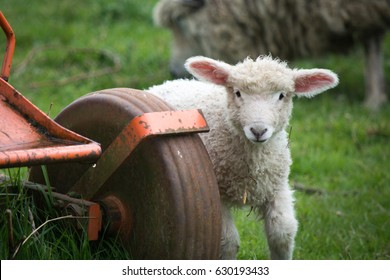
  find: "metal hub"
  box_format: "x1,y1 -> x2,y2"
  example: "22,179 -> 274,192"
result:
99,195 -> 133,237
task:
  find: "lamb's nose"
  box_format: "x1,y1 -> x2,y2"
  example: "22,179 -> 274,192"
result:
250,127 -> 268,141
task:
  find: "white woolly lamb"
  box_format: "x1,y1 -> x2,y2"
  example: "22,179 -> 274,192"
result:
147,55 -> 339,259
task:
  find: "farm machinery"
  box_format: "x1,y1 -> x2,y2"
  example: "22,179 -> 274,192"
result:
0,11 -> 221,259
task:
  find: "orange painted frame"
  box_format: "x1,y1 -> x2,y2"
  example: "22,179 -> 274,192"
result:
0,78 -> 102,168
0,11 -> 211,241
0,11 -> 101,168
0,11 -> 15,81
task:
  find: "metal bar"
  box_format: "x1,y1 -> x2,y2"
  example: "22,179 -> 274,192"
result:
0,143 -> 102,168
69,109 -> 209,200
0,11 -> 16,81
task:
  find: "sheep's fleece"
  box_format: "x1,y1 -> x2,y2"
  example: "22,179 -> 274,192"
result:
153,0 -> 389,110
154,0 -> 390,77
147,56 -> 339,259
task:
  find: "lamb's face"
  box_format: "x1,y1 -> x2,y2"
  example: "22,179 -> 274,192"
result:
226,84 -> 294,143
185,56 -> 339,143
225,58 -> 296,143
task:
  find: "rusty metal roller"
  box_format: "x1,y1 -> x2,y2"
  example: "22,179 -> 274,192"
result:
29,88 -> 221,259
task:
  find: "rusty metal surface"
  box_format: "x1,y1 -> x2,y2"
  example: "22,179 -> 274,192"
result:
0,11 -> 15,81
99,195 -> 133,237
0,78 -> 101,168
29,88 -> 221,259
70,109 -> 209,200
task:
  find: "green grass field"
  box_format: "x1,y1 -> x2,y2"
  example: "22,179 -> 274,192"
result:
1,0 -> 390,260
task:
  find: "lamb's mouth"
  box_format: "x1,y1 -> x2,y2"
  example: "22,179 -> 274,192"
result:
250,138 -> 268,144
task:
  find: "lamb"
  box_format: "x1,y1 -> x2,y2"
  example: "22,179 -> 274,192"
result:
153,0 -> 390,110
147,55 -> 339,259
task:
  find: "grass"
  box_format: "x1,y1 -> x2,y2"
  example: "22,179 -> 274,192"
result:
1,0 -> 390,260
1,169 -> 131,260
1,0 -> 171,116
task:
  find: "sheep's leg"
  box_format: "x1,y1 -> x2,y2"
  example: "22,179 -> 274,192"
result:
263,189 -> 298,260
220,201 -> 240,259
363,34 -> 388,110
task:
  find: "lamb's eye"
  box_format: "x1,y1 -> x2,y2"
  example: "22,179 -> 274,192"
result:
235,90 -> 241,98
279,92 -> 285,100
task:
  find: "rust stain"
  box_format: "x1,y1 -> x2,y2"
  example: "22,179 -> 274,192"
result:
69,109 -> 210,200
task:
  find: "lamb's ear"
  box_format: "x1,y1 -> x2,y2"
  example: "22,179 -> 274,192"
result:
293,69 -> 339,97
185,56 -> 231,85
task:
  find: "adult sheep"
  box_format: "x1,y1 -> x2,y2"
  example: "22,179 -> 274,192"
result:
153,0 -> 390,110
147,55 -> 339,259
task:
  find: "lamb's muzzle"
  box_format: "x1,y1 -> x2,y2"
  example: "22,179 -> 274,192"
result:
246,125 -> 272,143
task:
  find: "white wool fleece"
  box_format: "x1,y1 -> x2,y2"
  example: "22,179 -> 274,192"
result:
148,78 -> 291,206
147,55 -> 338,260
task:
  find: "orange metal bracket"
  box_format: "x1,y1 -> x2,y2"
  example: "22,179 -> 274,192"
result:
0,11 -> 15,81
69,109 -> 209,200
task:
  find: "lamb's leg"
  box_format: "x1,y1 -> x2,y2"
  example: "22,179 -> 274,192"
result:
363,34 -> 388,110
220,201 -> 240,259
263,189 -> 298,260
